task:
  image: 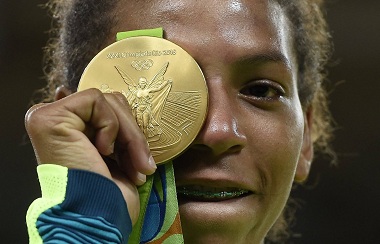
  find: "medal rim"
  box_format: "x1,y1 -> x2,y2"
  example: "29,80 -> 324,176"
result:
78,36 -> 208,164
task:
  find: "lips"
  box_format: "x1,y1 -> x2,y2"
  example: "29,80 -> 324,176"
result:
177,185 -> 252,201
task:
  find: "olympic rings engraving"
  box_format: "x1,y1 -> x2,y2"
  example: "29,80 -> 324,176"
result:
131,59 -> 154,71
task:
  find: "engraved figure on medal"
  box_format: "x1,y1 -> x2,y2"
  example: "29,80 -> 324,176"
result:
114,63 -> 172,140
99,62 -> 203,158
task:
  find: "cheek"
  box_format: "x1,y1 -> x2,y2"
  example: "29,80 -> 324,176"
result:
241,104 -> 305,194
268,119 -> 303,192
238,103 -> 305,237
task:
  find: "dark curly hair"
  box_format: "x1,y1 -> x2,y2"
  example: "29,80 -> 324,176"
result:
279,0 -> 334,155
37,0 -> 333,242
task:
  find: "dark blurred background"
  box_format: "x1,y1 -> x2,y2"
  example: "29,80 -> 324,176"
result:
1,1 -> 379,243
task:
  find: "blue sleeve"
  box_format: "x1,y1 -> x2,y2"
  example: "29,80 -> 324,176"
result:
26,164 -> 132,244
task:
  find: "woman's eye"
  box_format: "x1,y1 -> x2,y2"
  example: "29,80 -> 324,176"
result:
240,81 -> 284,99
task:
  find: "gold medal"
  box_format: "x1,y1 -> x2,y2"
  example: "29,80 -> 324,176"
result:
78,36 -> 208,164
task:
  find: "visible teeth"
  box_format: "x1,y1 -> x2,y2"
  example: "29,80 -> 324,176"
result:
177,186 -> 250,199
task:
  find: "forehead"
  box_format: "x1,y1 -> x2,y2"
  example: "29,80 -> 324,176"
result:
115,0 -> 294,68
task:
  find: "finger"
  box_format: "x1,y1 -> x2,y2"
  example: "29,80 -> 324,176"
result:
24,89 -> 119,177
116,149 -> 147,186
39,88 -> 119,156
25,103 -> 50,163
77,89 -> 119,156
104,93 -> 157,176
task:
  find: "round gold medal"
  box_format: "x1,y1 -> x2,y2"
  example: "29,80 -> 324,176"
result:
78,36 -> 208,164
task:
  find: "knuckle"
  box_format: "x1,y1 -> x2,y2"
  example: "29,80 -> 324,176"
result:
25,104 -> 47,134
85,88 -> 105,101
112,91 -> 125,100
116,93 -> 128,103
108,92 -> 131,109
102,117 -> 119,132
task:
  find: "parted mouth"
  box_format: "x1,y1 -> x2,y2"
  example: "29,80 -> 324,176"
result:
177,185 -> 252,201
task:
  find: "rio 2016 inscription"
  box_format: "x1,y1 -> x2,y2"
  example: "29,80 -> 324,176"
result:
107,49 -> 177,59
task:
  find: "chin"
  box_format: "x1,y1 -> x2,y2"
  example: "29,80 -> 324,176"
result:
178,194 -> 267,244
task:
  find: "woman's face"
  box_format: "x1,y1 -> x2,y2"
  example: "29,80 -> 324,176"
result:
115,0 -> 312,242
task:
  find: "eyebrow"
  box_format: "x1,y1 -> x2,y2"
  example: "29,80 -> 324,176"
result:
236,51 -> 292,70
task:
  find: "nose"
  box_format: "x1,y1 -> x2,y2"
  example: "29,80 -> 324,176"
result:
193,79 -> 247,156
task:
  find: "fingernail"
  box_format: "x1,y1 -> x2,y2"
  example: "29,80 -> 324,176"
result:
137,172 -> 146,183
148,155 -> 157,169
